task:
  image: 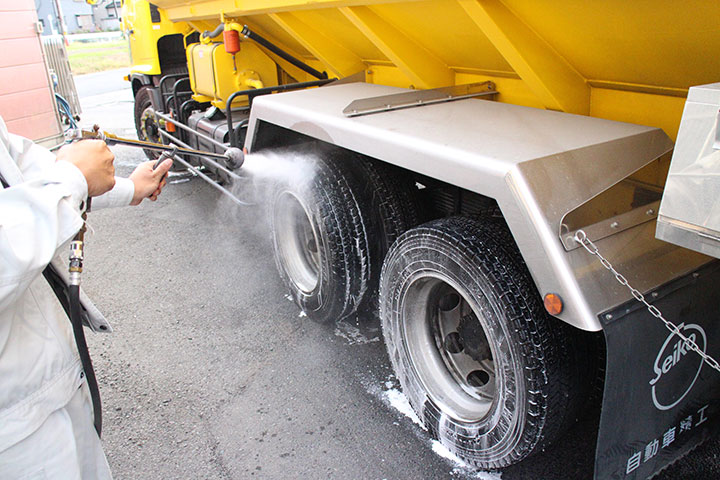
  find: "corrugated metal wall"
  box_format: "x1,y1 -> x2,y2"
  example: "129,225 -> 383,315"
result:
42,35 -> 82,118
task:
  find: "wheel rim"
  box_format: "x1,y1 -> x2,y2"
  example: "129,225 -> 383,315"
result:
401,274 -> 497,423
274,191 -> 321,293
140,105 -> 161,144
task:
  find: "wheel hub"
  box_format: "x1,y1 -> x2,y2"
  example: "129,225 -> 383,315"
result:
457,312 -> 492,364
435,290 -> 496,404
273,191 -> 321,294
140,107 -> 160,143
402,277 -> 497,423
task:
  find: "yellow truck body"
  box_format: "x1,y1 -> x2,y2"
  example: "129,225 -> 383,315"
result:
123,0 -> 720,139
119,1 -> 720,478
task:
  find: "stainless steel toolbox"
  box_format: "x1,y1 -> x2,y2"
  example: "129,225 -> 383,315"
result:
657,83 -> 720,258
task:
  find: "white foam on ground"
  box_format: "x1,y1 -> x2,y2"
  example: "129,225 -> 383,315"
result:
432,442 -> 502,479
372,382 -> 501,480
334,320 -> 380,345
383,387 -> 424,428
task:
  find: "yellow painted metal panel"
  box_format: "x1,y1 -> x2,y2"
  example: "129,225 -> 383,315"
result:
365,64 -> 408,88
502,0 -> 720,91
187,41 -> 278,108
341,6 -> 453,88
239,20 -> 320,82
285,9 -> 388,63
186,43 -> 213,96
240,14 -> 313,57
151,0 -> 416,20
590,88 -> 687,141
455,71 -> 544,109
371,1 -> 512,74
459,0 -> 590,114
127,0 -> 720,136
123,0 -> 189,75
269,12 -> 366,77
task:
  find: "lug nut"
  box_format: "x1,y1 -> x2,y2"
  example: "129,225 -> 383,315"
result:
444,332 -> 464,354
467,370 -> 490,387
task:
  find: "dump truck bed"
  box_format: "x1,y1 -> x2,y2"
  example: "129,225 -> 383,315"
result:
146,0 -> 720,139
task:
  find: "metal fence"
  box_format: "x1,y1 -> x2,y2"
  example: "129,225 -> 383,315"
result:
42,35 -> 82,118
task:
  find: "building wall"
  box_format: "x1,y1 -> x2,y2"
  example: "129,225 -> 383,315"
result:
1,0 -> 61,142
93,0 -> 121,31
36,0 -> 95,35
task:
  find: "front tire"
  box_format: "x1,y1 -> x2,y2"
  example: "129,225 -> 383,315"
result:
133,86 -> 162,160
380,217 -> 585,469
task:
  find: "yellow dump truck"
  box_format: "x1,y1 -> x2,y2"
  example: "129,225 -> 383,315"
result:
119,1 -> 720,478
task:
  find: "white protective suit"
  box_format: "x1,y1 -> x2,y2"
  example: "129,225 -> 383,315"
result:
0,116 -> 134,478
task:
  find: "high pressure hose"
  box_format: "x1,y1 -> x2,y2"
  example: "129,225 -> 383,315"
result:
68,205 -> 103,436
68,283 -> 103,436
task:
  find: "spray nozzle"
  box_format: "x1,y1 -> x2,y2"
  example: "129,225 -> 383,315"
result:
224,147 -> 245,169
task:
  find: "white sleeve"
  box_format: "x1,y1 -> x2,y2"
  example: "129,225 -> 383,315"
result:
92,176 -> 134,209
11,129 -> 134,210
0,131 -> 88,312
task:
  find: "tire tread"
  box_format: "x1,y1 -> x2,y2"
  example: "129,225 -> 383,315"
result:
380,216 -> 587,469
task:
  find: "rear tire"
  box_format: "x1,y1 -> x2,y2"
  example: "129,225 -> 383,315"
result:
380,217 -> 586,469
348,158 -> 421,317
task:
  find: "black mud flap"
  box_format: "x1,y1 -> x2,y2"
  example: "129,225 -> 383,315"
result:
595,261 -> 720,479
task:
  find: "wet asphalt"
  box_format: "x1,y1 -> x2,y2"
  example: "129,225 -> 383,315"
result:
76,69 -> 718,479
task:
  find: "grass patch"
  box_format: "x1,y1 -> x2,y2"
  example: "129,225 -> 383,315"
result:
68,40 -> 130,75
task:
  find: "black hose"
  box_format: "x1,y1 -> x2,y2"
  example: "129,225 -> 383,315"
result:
68,284 -> 103,436
202,23 -> 225,39
240,25 -> 327,80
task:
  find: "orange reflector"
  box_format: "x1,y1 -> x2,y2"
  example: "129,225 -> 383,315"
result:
543,293 -> 563,315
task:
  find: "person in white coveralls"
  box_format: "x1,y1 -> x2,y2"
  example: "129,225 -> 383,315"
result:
0,115 -> 172,478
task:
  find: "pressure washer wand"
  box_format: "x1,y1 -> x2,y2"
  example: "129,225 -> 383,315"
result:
67,127 -> 245,169
65,126 -> 253,207
152,145 -> 176,170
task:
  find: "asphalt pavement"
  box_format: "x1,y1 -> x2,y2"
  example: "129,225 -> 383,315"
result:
75,69 -> 718,479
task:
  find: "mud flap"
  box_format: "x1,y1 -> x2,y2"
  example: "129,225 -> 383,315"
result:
595,261 -> 720,479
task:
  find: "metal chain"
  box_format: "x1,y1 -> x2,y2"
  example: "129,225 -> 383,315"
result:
574,230 -> 720,374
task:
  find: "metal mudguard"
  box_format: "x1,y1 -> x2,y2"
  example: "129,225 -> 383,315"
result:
595,262 -> 720,479
246,82 -> 711,331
